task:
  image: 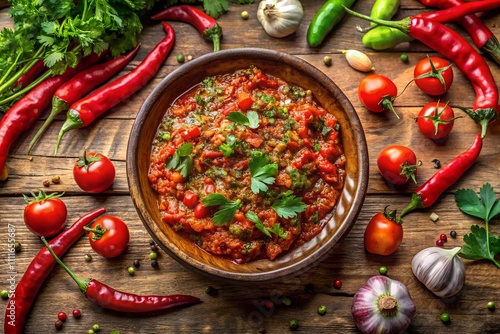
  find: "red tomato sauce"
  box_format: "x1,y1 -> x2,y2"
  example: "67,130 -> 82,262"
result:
148,66 -> 346,263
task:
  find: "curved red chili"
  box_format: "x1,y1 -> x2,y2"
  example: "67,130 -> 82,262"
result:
152,5 -> 222,52
400,134 -> 482,217
54,22 -> 176,155
419,0 -> 500,66
27,46 -> 139,153
40,237 -> 201,313
344,1 -> 500,138
0,52 -> 104,180
4,208 -> 106,334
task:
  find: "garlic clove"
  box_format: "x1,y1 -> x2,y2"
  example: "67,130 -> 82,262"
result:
342,50 -> 375,72
411,246 -> 465,298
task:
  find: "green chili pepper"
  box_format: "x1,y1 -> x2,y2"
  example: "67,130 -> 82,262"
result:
362,26 -> 413,50
307,0 -> 357,47
369,0 -> 400,27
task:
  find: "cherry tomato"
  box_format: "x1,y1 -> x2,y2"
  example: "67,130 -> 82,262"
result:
194,203 -> 211,219
377,145 -> 420,185
358,74 -> 400,119
182,191 -> 198,208
364,207 -> 403,256
73,150 -> 115,193
23,190 -> 67,237
414,56 -> 453,96
85,215 -> 129,258
417,101 -> 459,141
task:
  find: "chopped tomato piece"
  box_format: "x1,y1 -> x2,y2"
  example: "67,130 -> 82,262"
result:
221,102 -> 238,116
181,126 -> 201,140
237,91 -> 253,111
202,151 -> 224,159
244,131 -> 264,148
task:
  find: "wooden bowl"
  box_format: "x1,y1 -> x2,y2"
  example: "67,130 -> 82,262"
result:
127,48 -> 369,284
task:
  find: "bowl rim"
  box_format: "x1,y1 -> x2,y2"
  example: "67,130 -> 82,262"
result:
127,47 -> 369,283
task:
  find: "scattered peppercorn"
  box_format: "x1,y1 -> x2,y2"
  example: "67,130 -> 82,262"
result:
241,11 -> 249,20
14,241 -> 22,252
149,251 -> 158,260
133,259 -> 141,268
51,175 -> 61,184
400,53 -> 409,62
450,230 -> 457,238
55,319 -> 63,330
92,324 -> 100,332
177,53 -> 185,63
43,179 -> 50,187
72,308 -> 82,319
439,234 -> 448,242
264,300 -> 274,310
440,312 -> 450,323
127,266 -> 136,276
282,297 -> 292,306
436,239 -> 444,247
84,253 -> 92,262
333,279 -> 342,289
487,301 -> 496,311
305,283 -> 314,293
431,158 -> 441,169
1,290 -> 9,299
187,55 -> 193,61
317,305 -> 327,315
151,244 -> 159,252
149,240 -> 155,246
289,319 -> 299,330
379,266 -> 388,275
323,56 -> 333,67
58,311 -> 67,321
87,330 -> 95,334
151,259 -> 159,268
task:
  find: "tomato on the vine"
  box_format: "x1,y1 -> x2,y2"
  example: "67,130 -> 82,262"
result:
23,190 -> 67,237
377,145 -> 421,185
364,207 -> 404,256
414,56 -> 453,96
85,215 -> 130,258
358,74 -> 400,119
73,150 -> 116,193
417,101 -> 459,141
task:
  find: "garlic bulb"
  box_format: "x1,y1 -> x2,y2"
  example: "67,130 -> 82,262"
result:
257,0 -> 304,38
352,275 -> 416,334
342,50 -> 375,72
411,246 -> 465,298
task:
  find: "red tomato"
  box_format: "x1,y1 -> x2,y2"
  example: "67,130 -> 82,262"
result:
414,56 -> 453,96
364,208 -> 403,256
182,191 -> 198,208
417,101 -> 458,141
73,151 -> 116,193
23,190 -> 67,237
86,215 -> 129,258
194,203 -> 211,218
358,74 -> 400,119
181,126 -> 201,140
377,145 -> 420,185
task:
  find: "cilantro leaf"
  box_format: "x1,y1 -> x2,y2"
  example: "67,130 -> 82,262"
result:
166,143 -> 193,178
249,152 -> 278,194
202,193 -> 242,226
227,111 -> 260,129
245,211 -> 287,239
272,191 -> 306,219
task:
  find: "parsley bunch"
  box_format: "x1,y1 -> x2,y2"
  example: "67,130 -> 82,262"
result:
455,183 -> 500,269
161,0 -> 254,19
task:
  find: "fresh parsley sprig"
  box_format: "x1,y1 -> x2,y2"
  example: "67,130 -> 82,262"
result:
249,151 -> 278,194
245,211 -> 288,239
166,143 -> 194,178
272,191 -> 306,219
227,111 -> 260,129
455,183 -> 500,268
202,193 -> 242,226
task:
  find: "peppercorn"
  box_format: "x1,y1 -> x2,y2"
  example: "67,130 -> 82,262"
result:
289,319 -> 299,330
333,279 -> 342,289
400,53 -> 409,62
149,240 -> 155,246
379,266 -> 388,275
450,230 -> 457,238
187,55 -> 193,61
72,308 -> 82,318
487,301 -> 496,311
87,330 -> 95,334
84,254 -> 93,262
439,233 -> 447,242
431,158 -> 441,169
323,56 -> 333,67
133,259 -> 141,268
57,311 -> 67,321
92,324 -> 100,332
151,244 -> 159,252
317,305 -> 327,315
177,53 -> 185,63
149,252 -> 158,260
127,266 -> 136,276
440,312 -> 450,323
43,179 -> 50,187
51,175 -> 61,184
55,319 -> 63,330
282,297 -> 292,306
241,11 -> 249,20
151,259 -> 159,268
1,290 -> 9,299
14,241 -> 22,252
436,239 -> 444,247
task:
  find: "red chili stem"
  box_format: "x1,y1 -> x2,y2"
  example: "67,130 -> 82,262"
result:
54,22 -> 176,156
400,134 -> 482,217
3,208 -> 106,334
0,52 -> 105,179
152,5 -> 222,52
27,46 -> 140,153
40,237 -> 201,313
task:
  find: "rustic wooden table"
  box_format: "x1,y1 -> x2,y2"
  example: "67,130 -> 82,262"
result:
1,1 -> 500,333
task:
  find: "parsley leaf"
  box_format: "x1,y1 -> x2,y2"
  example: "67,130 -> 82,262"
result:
202,193 -> 242,226
227,111 -> 260,129
166,143 -> 193,178
245,211 -> 287,239
249,152 -> 278,194
219,133 -> 238,157
272,191 -> 306,219
455,183 -> 500,268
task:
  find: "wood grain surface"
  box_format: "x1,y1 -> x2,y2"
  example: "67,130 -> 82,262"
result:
1,1 -> 500,333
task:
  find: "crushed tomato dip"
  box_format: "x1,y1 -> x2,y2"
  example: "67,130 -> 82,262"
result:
148,66 -> 346,263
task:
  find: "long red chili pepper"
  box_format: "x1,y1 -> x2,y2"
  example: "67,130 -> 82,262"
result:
419,0 -> 500,66
40,237 -> 201,313
0,52 -> 104,180
27,45 -> 140,153
13,59 -> 46,89
4,208 -> 106,334
400,134 -> 482,217
54,22 -> 176,155
344,1 -> 500,138
152,5 -> 222,52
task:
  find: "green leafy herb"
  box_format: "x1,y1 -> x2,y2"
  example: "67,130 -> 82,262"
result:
166,143 -> 193,178
245,211 -> 287,239
219,133 -> 238,157
272,191 -> 306,219
249,151 -> 278,194
162,0 -> 254,19
202,193 -> 242,225
227,111 -> 260,129
455,183 -> 500,268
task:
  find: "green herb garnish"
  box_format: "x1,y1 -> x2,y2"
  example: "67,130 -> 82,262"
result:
202,193 -> 242,226
272,191 -> 306,219
227,111 -> 260,129
245,211 -> 287,239
219,133 -> 238,157
455,183 -> 500,268
166,143 -> 193,178
249,151 -> 278,194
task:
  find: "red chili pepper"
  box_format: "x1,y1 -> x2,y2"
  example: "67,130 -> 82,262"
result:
152,5 -> 222,52
4,208 -> 106,334
40,237 -> 201,313
344,1 -> 500,138
27,46 -> 139,153
419,0 -> 500,66
0,52 -> 104,180
13,59 -> 46,89
400,134 -> 482,217
54,22 -> 176,155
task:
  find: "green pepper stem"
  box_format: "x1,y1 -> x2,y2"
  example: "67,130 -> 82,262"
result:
54,109 -> 84,156
400,193 -> 424,217
481,36 -> 500,66
342,6 -> 411,34
380,97 -> 400,119
40,237 -> 91,294
203,24 -> 222,52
